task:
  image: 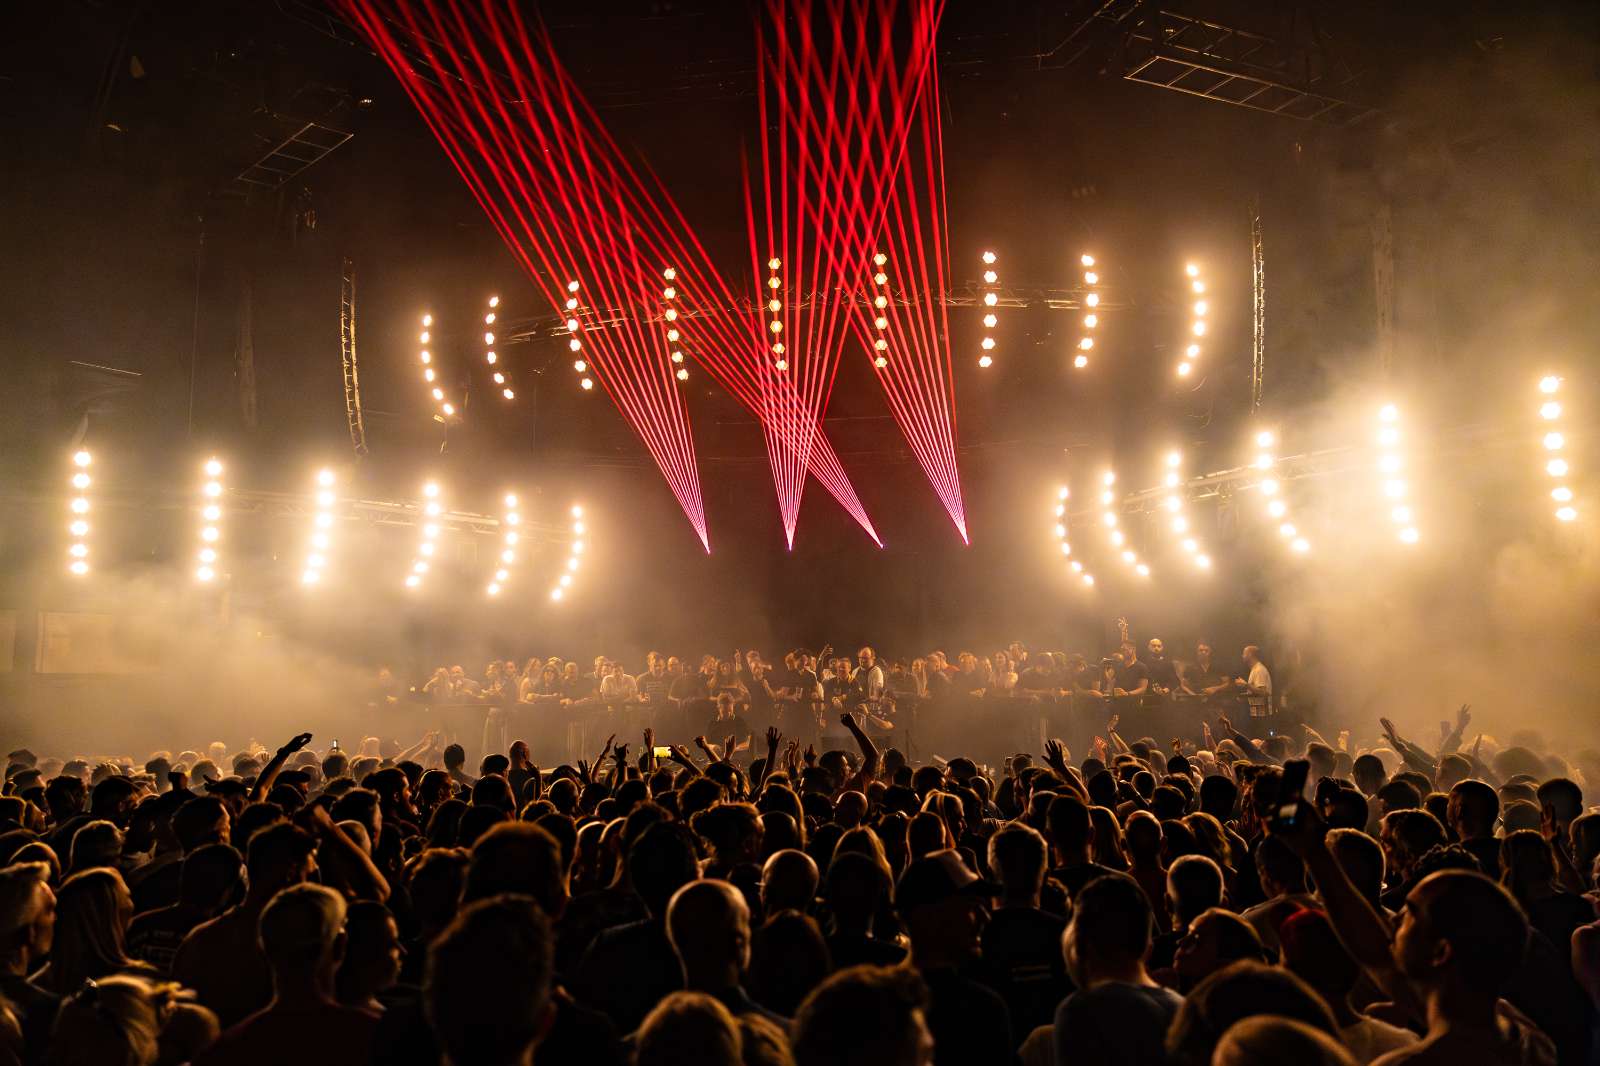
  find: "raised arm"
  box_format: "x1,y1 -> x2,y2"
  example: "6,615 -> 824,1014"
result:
1274,801 -> 1422,1020
250,732 -> 313,802
839,713 -> 879,791
1042,739 -> 1089,802
302,803 -> 389,903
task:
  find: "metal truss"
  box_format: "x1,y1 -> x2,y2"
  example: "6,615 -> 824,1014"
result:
1119,6 -> 1376,126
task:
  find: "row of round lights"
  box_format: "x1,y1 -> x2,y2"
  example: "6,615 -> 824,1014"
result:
300,468 -> 339,586
67,449 -> 92,576
1376,404 -> 1420,544
551,506 -> 585,602
1075,254 -> 1099,369
1540,376 -> 1577,522
1055,486 -> 1094,586
486,493 -> 521,596
566,281 -> 594,392
1251,432 -> 1309,553
1176,263 -> 1205,378
663,268 -> 689,383
767,257 -> 787,372
405,482 -> 445,589
1161,451 -> 1214,568
1100,471 -> 1151,577
195,458 -> 224,582
870,252 -> 890,369
978,251 -> 998,368
419,313 -> 457,420
485,296 -> 513,400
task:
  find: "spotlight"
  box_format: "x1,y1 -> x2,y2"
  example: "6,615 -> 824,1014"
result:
979,251 -> 1000,364
73,450 -> 91,467
581,378 -> 594,391
1548,458 -> 1569,477
1541,402 -> 1561,420
1544,432 -> 1565,451
1557,506 -> 1578,522
1398,527 -> 1420,544
1540,375 -> 1561,394
1552,486 -> 1573,502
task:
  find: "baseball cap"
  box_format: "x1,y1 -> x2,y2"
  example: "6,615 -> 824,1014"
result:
895,849 -> 995,914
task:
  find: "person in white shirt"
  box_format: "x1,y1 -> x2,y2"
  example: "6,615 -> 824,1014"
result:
1234,645 -> 1273,719
599,661 -> 638,703
854,647 -> 886,702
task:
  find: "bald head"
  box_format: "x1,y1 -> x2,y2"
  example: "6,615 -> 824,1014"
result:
835,791 -> 867,828
667,879 -> 750,990
761,849 -> 819,914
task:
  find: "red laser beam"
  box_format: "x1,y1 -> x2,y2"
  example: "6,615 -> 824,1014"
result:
334,0 -> 883,549
747,0 -> 944,545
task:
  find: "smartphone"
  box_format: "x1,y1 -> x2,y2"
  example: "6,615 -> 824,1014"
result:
1271,758 -> 1310,830
653,746 -> 673,759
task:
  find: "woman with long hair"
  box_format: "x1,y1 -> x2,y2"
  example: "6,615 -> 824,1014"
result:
32,869 -> 155,995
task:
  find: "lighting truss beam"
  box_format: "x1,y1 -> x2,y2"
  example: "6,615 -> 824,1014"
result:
1120,8 -> 1377,127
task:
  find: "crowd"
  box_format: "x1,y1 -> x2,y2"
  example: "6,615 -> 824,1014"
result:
404,621 -> 1281,763
0,672 -> 1598,1064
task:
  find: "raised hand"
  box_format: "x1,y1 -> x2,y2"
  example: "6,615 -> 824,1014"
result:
1107,713 -> 1121,734
613,742 -> 629,766
576,759 -> 592,784
1043,738 -> 1067,770
1457,704 -> 1472,728
765,726 -> 781,750
804,743 -> 818,767
723,735 -> 737,760
279,732 -> 314,755
644,727 -> 655,751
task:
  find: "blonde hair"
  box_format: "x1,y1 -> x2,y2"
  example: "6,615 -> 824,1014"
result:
35,868 -> 152,995
47,974 -> 181,1066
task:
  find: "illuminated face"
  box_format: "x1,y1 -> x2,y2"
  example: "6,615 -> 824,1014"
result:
1196,644 -> 1212,663
1148,639 -> 1164,657
858,647 -> 875,667
1392,887 -> 1439,981
1120,642 -> 1137,661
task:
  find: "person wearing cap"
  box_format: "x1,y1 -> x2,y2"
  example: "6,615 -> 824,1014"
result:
897,849 -> 1013,1065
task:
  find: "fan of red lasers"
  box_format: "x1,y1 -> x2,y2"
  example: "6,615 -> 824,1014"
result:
748,0 -> 964,546
332,0 -> 963,549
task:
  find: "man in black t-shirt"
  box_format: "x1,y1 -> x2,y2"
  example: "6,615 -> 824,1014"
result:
1111,642 -> 1149,697
1180,642 -> 1231,698
1144,639 -> 1180,696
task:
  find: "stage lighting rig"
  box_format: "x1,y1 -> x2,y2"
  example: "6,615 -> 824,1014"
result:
300,468 -> 340,587
1176,263 -> 1206,378
551,506 -> 585,602
194,458 -> 225,582
1539,376 -> 1578,523
67,449 -> 92,576
978,251 -> 998,368
1054,484 -> 1096,587
1375,404 -> 1419,544
1075,253 -> 1099,369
